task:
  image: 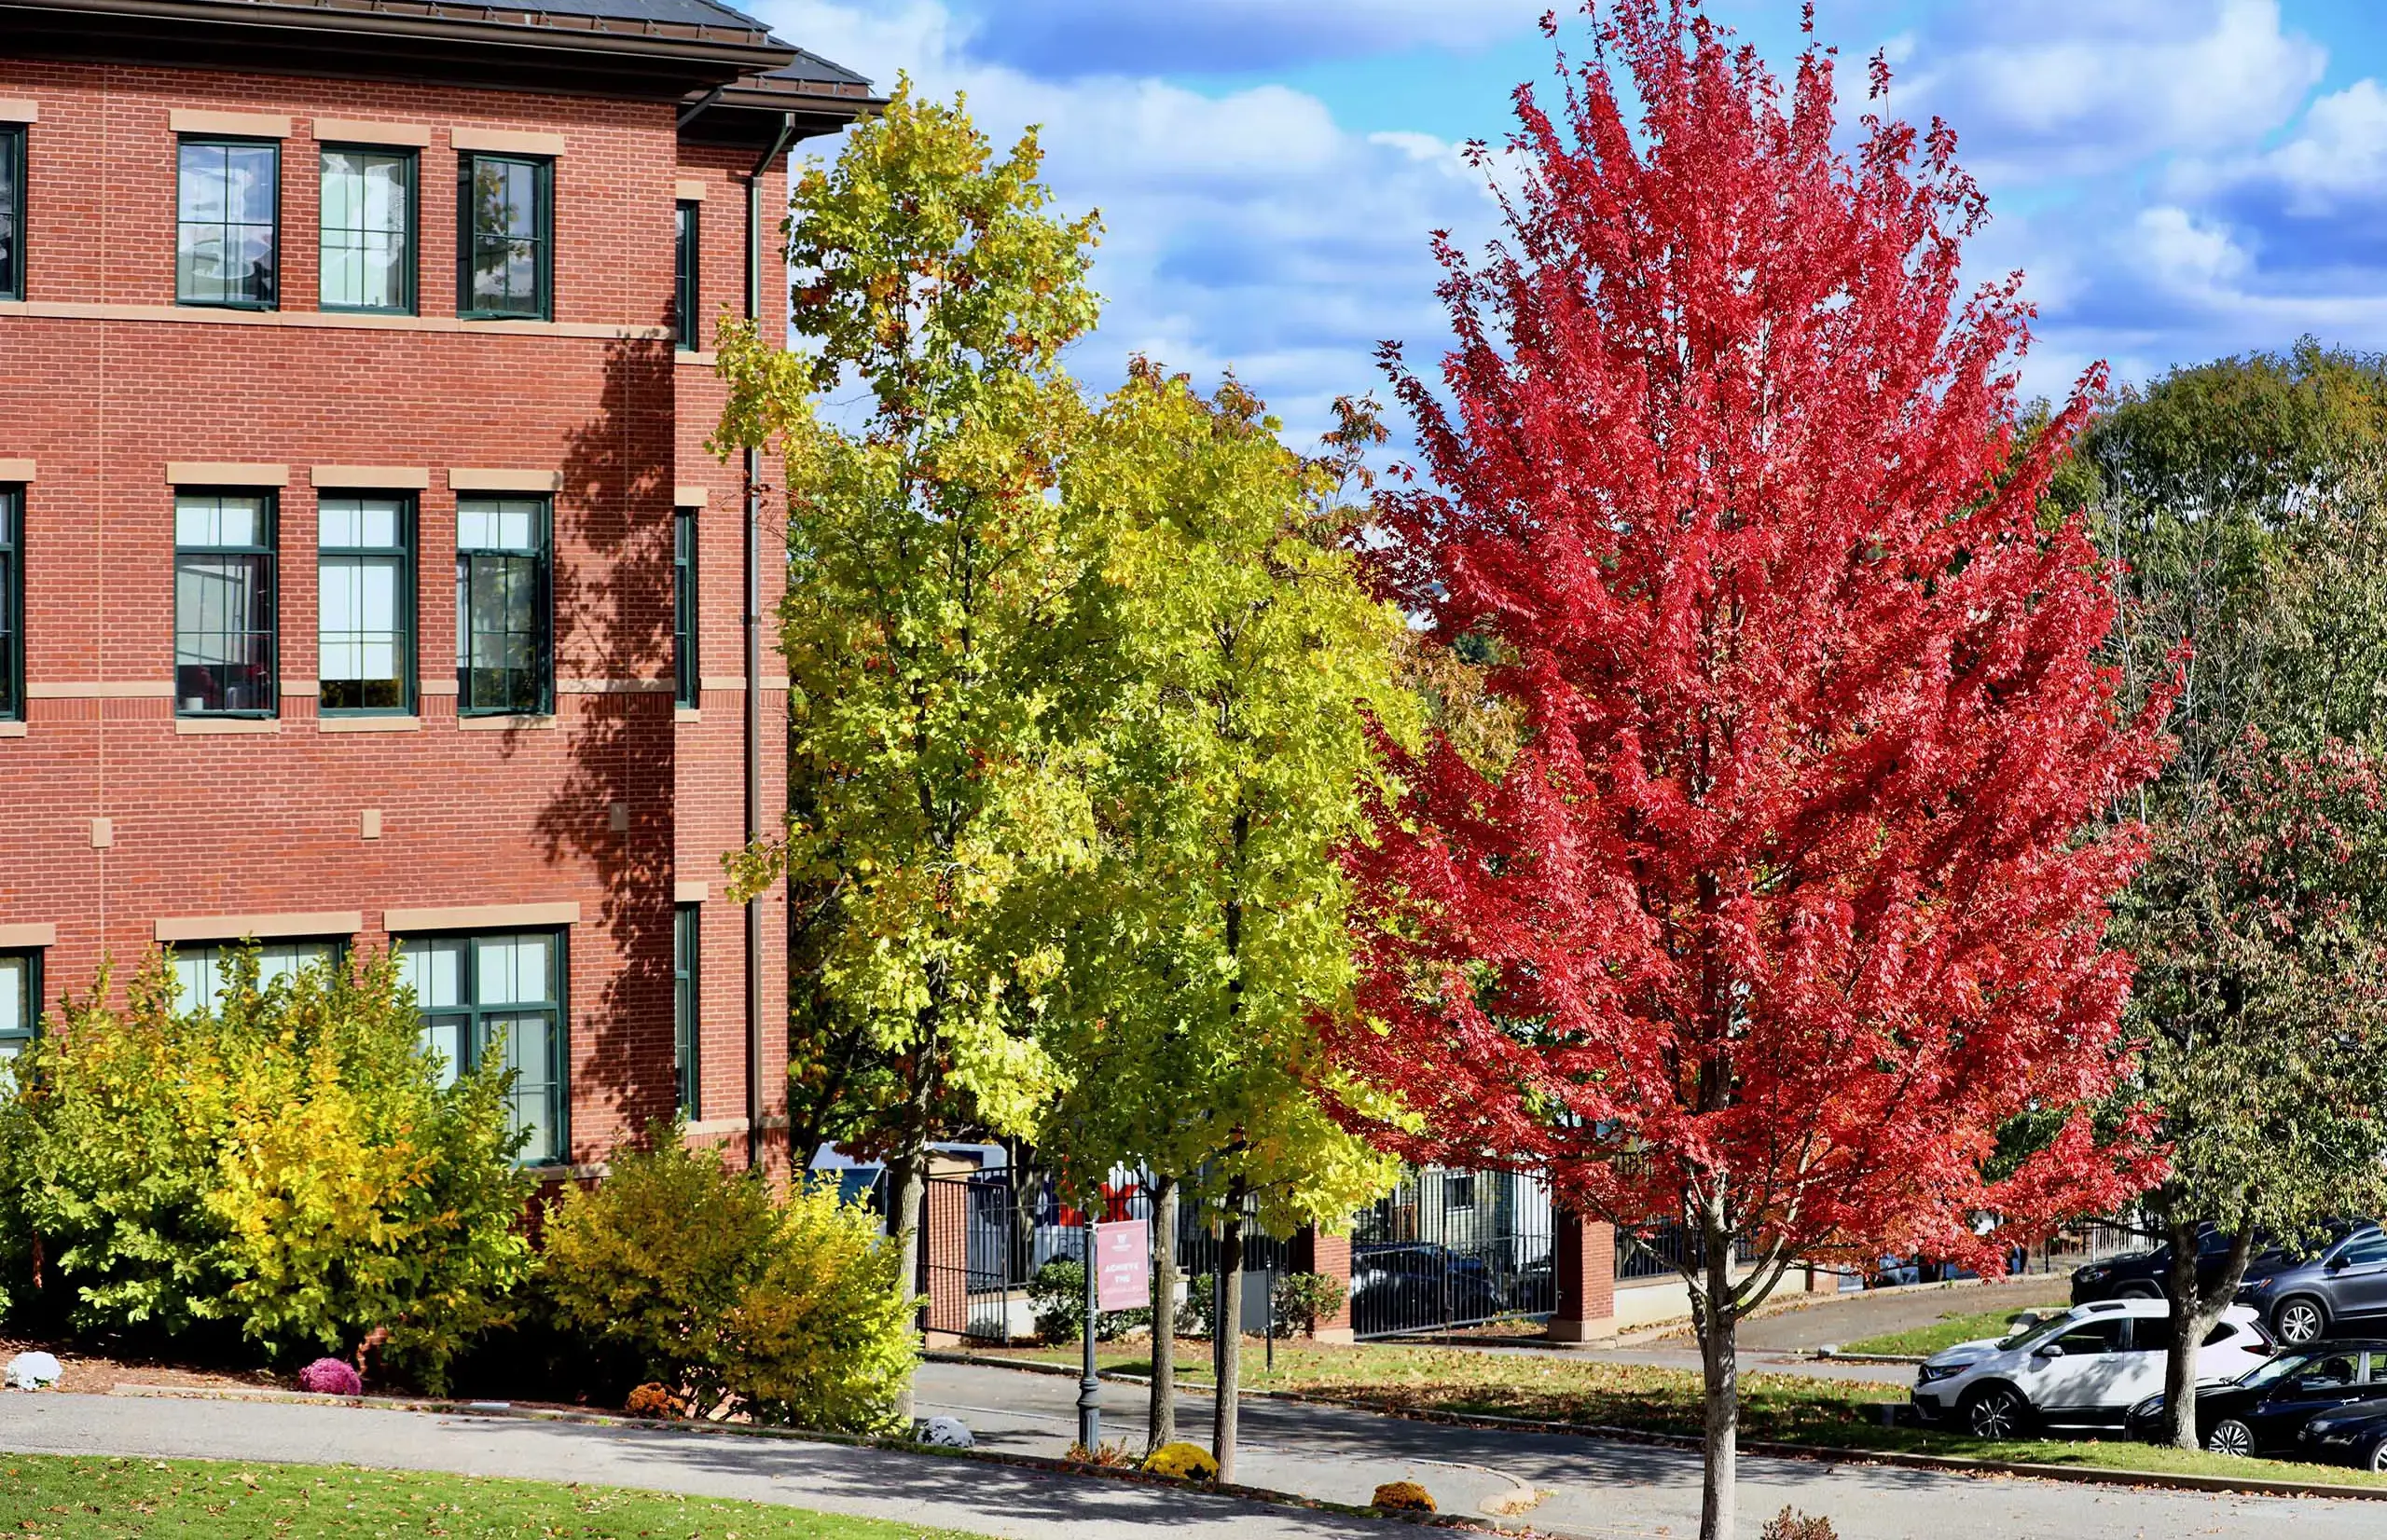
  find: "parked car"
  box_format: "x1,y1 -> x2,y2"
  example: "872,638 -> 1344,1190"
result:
2071,1226 -> 2230,1304
2124,1341 -> 2387,1456
2295,1396 -> 2387,1472
1911,1299 -> 2273,1437
2236,1225 -> 2387,1345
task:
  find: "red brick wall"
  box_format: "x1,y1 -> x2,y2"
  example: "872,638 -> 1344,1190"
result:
0,57 -> 793,1171
1551,1209 -> 1617,1341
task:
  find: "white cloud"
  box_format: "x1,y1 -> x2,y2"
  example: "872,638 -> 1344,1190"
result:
2172,78 -> 2387,217
940,0 -> 1550,76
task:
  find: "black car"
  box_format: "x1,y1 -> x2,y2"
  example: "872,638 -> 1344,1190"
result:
2297,1396 -> 2387,1471
2073,1227 -> 2233,1304
2237,1226 -> 2387,1345
2125,1341 -> 2387,1457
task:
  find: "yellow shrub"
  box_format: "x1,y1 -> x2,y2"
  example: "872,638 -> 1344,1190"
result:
1141,1441 -> 1220,1482
1372,1480 -> 1437,1512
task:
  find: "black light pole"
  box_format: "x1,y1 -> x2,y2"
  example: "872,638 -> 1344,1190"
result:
1077,1215 -> 1101,1451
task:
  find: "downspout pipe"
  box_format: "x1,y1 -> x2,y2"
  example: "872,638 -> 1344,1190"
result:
743,111 -> 798,1172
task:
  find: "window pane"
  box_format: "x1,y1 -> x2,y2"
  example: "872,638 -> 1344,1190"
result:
318,496 -> 408,713
674,904 -> 698,1116
421,1011 -> 469,1089
321,149 -> 410,311
0,127 -> 21,299
0,954 -> 28,1038
178,140 -> 276,307
673,508 -> 697,707
491,1009 -> 559,1162
466,157 -> 545,317
476,932 -> 553,1007
402,937 -> 467,1011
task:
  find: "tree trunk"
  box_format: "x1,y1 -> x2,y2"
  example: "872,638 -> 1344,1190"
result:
1150,1176 -> 1180,1451
1693,1222 -> 1738,1540
2160,1213 -> 2258,1451
1212,1212 -> 1246,1482
888,1140 -> 927,1426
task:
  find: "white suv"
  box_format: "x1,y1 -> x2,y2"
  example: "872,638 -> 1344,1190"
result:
1911,1298 -> 2274,1437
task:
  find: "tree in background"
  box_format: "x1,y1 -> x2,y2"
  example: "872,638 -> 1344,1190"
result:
1034,364 -> 1409,1469
1331,8 -> 2164,1534
713,80 -> 1106,1410
2085,346 -> 2387,1448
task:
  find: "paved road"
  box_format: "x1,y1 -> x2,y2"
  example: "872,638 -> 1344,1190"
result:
916,1360 -> 2387,1540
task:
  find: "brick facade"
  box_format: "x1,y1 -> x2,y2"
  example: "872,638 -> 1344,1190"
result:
0,43 -> 848,1173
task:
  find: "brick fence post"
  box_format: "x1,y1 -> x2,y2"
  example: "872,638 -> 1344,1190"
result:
921,1176 -> 971,1344
1289,1224 -> 1356,1343
1548,1206 -> 1616,1343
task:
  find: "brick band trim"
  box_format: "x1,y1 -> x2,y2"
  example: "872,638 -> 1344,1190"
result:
448,468 -> 563,493
28,681 -> 176,699
674,881 -> 709,903
382,901 -> 580,931
167,461 -> 289,487
0,459 -> 34,481
313,465 -> 432,489
0,923 -> 57,948
176,718 -> 281,735
171,109 -> 291,139
674,178 -> 708,200
450,127 -> 566,157
0,301 -> 669,342
313,117 -> 434,148
0,100 -> 37,124
556,679 -> 671,694
156,911 -> 363,943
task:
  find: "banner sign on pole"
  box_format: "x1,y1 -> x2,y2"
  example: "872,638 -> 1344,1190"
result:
1095,1217 -> 1150,1313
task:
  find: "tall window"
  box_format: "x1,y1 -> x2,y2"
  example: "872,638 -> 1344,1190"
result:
402,930 -> 565,1164
459,154 -> 550,321
673,199 -> 698,351
319,495 -> 413,714
672,506 -> 697,708
0,949 -> 36,1085
674,902 -> 699,1118
174,490 -> 276,716
177,138 -> 278,309
0,486 -> 19,722
0,124 -> 23,302
170,939 -> 339,1016
320,146 -> 414,313
455,496 -> 549,715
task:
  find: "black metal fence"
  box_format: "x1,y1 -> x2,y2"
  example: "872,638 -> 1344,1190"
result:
1348,1166 -> 1553,1339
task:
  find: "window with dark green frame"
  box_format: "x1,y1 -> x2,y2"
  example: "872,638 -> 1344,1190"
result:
459,153 -> 550,320
319,494 -> 413,714
673,505 -> 697,708
456,496 -> 550,715
400,929 -> 566,1165
0,123 -> 23,302
0,486 -> 19,723
673,902 -> 699,1118
169,938 -> 343,1018
673,199 -> 698,351
320,145 -> 415,314
174,490 -> 277,717
0,948 -> 39,1089
177,137 -> 278,309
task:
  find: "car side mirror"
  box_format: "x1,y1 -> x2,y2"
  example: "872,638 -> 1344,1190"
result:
2033,1343 -> 2065,1359
2327,1255 -> 2349,1272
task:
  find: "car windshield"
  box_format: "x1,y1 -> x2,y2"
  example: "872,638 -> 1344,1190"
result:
1995,1314 -> 2077,1352
2238,1351 -> 2323,1391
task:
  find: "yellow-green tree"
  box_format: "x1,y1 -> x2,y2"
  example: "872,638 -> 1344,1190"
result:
1037,364 -> 1412,1471
712,80 -> 1106,1401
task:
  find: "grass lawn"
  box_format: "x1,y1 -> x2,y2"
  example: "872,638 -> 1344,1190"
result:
0,1455 -> 995,1540
982,1340 -> 2387,1491
1839,1307 -> 2049,1358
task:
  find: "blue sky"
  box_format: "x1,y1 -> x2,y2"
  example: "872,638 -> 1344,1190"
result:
752,1 -> 2387,444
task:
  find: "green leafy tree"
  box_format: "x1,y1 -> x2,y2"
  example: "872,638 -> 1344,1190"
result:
2090,344 -> 2387,1448
1035,364 -> 1411,1468
712,79 -> 1106,1402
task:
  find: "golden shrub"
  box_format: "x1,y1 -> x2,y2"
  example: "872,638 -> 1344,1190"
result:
1372,1479 -> 1437,1512
1140,1441 -> 1220,1481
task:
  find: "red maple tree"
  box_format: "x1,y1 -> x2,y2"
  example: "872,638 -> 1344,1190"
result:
1336,7 -> 2168,1533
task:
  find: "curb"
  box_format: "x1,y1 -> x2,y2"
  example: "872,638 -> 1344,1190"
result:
927,1353 -> 2387,1506
96,1382 -> 1541,1536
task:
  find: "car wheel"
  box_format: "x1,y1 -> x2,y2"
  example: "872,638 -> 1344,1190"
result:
2367,1437 -> 2387,1475
2274,1298 -> 2328,1345
1964,1384 -> 2033,1441
2115,1283 -> 2162,1299
2206,1418 -> 2255,1458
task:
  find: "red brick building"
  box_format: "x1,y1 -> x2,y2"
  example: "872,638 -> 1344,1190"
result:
0,0 -> 873,1174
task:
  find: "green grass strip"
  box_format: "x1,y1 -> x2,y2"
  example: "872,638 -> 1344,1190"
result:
1839,1307 -> 2046,1357
0,1454 -> 997,1540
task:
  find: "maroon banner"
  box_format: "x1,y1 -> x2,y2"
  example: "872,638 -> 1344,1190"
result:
1094,1217 -> 1150,1313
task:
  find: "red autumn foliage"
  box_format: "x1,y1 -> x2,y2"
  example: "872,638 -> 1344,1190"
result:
1337,2 -> 2171,1288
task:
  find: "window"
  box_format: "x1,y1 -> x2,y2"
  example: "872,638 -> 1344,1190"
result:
177,138 -> 278,308
318,495 -> 413,714
0,123 -> 22,301
174,491 -> 276,716
169,939 -> 339,1016
673,506 -> 697,708
2339,1232 -> 2387,1267
674,902 -> 699,1117
320,146 -> 414,313
455,497 -> 549,715
401,930 -> 565,1164
1442,1171 -> 1475,1211
2049,1319 -> 2124,1356
459,154 -> 550,320
0,949 -> 36,1084
673,199 -> 698,351
2304,1352 -> 2361,1390
0,485 -> 19,722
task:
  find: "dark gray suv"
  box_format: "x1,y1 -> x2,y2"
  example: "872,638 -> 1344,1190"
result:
2238,1225 -> 2387,1344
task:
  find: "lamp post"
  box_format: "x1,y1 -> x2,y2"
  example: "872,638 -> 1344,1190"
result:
1078,1215 -> 1101,1451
